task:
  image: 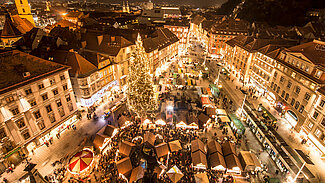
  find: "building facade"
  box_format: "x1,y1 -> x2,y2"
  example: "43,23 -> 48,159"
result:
164,19 -> 190,55
0,50 -> 77,172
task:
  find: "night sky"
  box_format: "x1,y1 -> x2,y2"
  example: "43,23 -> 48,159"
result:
98,0 -> 228,7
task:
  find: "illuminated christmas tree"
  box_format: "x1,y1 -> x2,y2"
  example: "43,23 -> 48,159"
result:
127,34 -> 157,118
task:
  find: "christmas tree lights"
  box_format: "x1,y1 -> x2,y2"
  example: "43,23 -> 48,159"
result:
126,34 -> 158,118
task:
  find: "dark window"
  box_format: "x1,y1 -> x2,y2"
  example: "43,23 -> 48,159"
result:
68,102 -> 73,112
313,111 -> 319,119
295,102 -> 300,109
281,91 -> 285,98
321,118 -> 325,127
63,84 -> 68,91
320,100 -> 325,108
66,94 -> 71,102
15,118 -> 26,128
285,93 -> 289,101
29,99 -> 37,107
280,76 -> 284,83
0,128 -> 7,139
287,81 -> 292,88
34,111 -> 41,119
49,113 -> 56,123
57,99 -> 62,107
5,96 -> 14,103
59,108 -> 65,117
291,98 -> 295,106
299,106 -> 304,113
25,88 -> 32,95
304,93 -> 311,101
37,120 -> 45,130
52,89 -> 58,95
42,93 -> 48,101
11,108 -> 20,115
22,131 -> 30,140
38,83 -> 44,90
295,86 -> 300,94
274,71 -> 278,78
276,86 -> 280,93
46,105 -> 52,113
60,75 -> 65,81
50,79 -> 55,85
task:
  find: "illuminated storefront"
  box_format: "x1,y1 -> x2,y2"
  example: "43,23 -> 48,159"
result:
284,110 -> 298,128
38,115 -> 78,146
80,80 -> 118,107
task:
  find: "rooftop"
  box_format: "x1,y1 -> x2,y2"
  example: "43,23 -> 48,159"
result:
0,50 -> 69,94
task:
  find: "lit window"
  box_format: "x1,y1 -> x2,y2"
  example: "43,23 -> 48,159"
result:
11,107 -> 20,115
307,122 -> 314,129
15,118 -> 26,128
34,111 -> 41,119
46,105 -> 52,113
320,100 -> 325,108
38,83 -> 45,90
25,88 -> 32,95
42,93 -> 48,101
29,99 -> 37,107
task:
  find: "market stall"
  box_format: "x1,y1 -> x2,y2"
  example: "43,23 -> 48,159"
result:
116,157 -> 132,176
129,166 -> 145,183
209,152 -> 226,171
191,139 -> 207,154
194,172 -> 210,183
224,154 -> 242,174
155,142 -> 170,158
191,150 -> 208,169
67,148 -> 94,177
168,140 -> 182,152
238,151 -> 261,172
167,165 -> 184,183
119,141 -> 136,157
207,141 -> 222,155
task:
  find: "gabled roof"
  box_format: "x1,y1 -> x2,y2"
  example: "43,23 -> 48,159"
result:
49,50 -> 97,77
11,15 -> 34,34
211,18 -> 249,32
1,13 -> 23,38
65,11 -> 84,18
83,33 -> 133,56
0,50 -> 69,94
286,40 -> 325,67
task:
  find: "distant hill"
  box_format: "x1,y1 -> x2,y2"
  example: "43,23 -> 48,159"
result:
217,0 -> 325,26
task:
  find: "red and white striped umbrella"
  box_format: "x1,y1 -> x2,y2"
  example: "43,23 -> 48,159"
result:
68,149 -> 94,174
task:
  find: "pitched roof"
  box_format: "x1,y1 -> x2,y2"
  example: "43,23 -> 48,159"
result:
0,50 -> 69,94
191,15 -> 206,25
11,15 -> 34,34
1,13 -> 23,38
286,40 -> 325,67
49,50 -> 97,77
211,18 -> 249,33
83,33 -> 133,56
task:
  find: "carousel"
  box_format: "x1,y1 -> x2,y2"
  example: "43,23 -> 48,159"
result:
67,148 -> 95,178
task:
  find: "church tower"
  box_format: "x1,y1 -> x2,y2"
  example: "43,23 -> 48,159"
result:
14,0 -> 35,26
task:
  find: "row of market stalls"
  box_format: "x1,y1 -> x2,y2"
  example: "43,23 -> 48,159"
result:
189,139 -> 261,174
242,102 -> 317,182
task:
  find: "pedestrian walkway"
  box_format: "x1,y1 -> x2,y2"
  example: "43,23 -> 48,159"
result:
1,96 -> 125,182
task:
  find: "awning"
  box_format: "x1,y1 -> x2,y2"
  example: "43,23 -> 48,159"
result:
219,116 -> 230,123
201,96 -> 211,106
229,114 -> 246,134
216,109 -> 227,116
176,121 -> 187,128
